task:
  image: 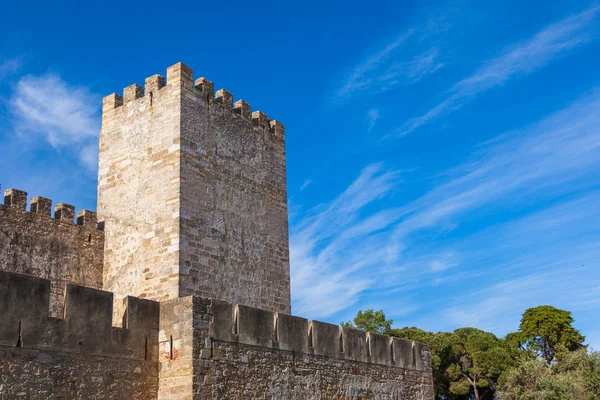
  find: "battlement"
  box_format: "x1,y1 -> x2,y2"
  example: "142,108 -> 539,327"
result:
208,300 -> 430,371
0,270 -> 158,361
2,188 -> 102,230
101,62 -> 285,141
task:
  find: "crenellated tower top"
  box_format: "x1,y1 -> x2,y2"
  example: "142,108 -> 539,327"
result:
98,62 -> 290,320
101,62 -> 284,141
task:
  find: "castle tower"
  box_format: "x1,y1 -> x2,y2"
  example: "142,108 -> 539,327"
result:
98,62 -> 290,317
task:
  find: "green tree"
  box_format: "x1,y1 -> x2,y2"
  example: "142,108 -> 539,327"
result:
446,328 -> 515,400
341,309 -> 393,334
516,306 -> 585,364
498,348 -> 600,400
390,327 -> 455,399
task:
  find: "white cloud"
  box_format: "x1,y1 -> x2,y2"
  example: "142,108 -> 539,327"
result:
291,88 -> 600,332
334,29 -> 444,102
9,73 -> 101,170
0,58 -> 21,81
398,5 -> 599,136
290,163 -> 404,317
300,179 -> 312,191
366,108 -> 379,131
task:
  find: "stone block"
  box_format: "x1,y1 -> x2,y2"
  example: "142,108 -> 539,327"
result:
367,332 -> 393,366
275,313 -> 309,353
309,320 -> 341,359
235,304 -> 274,348
64,283 -> 113,353
0,271 -> 50,347
392,337 -> 414,369
341,327 -> 368,363
209,299 -> 234,342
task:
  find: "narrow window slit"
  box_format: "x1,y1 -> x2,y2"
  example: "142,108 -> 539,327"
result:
16,320 -> 23,348
339,331 -> 344,353
169,335 -> 173,360
144,337 -> 148,360
308,326 -> 313,348
233,311 -> 238,335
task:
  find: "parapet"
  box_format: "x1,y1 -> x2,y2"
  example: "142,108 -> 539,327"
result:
1,188 -> 103,230
208,300 -> 430,371
101,62 -> 285,142
0,270 -> 159,361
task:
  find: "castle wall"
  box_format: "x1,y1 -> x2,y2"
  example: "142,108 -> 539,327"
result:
0,270 -> 159,399
178,64 -> 291,313
99,63 -> 291,316
0,347 -> 158,399
0,189 -> 104,317
98,72 -> 182,320
158,296 -> 435,400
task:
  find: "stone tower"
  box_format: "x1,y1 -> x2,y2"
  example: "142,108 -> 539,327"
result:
98,62 -> 290,318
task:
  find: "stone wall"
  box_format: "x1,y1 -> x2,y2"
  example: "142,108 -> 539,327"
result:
178,64 -> 291,313
0,270 -> 159,399
98,72 -> 182,322
0,270 -> 434,399
0,189 -> 104,317
98,62 -> 290,315
0,346 -> 158,399
158,296 -> 435,400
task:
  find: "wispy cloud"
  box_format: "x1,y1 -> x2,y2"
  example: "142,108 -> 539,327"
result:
398,5 -> 599,136
9,73 -> 101,171
366,108 -> 380,132
300,179 -> 312,191
291,87 -> 600,340
290,163 -> 404,317
334,29 -> 444,102
0,58 -> 21,81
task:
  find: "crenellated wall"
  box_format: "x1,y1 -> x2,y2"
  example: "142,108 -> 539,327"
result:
0,188 -> 104,316
0,270 -> 159,398
99,62 -> 290,319
0,270 -> 433,399
158,297 -> 435,399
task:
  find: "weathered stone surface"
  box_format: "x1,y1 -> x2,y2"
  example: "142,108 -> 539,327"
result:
98,62 -> 291,321
155,295 -> 435,400
0,191 -> 104,317
0,346 -> 158,399
276,312 -> 309,353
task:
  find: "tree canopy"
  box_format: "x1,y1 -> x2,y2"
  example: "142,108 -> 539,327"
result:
446,328 -> 515,400
342,304 -> 591,400
341,308 -> 393,334
514,305 -> 585,363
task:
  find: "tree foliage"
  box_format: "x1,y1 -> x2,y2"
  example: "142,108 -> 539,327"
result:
498,348 -> 600,400
514,306 -> 585,363
389,327 -> 455,399
446,328 -> 515,400
341,309 -> 393,334
342,305 -> 590,400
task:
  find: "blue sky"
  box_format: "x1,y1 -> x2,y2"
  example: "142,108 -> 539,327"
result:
1,1 -> 599,347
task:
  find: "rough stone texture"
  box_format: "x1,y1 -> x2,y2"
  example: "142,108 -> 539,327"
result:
98,75 -> 182,323
179,67 -> 290,313
0,191 -> 104,317
156,296 -> 435,400
0,270 -> 159,399
98,62 -> 290,319
0,346 -> 158,399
